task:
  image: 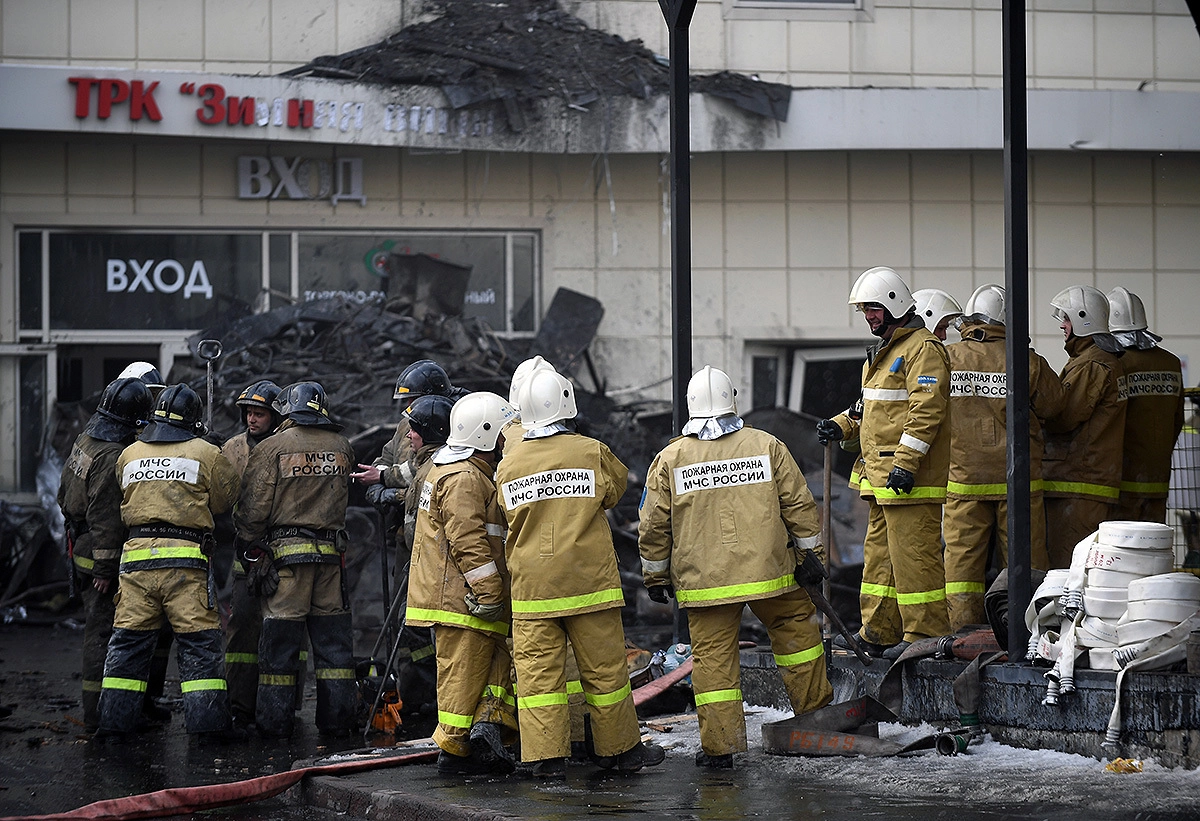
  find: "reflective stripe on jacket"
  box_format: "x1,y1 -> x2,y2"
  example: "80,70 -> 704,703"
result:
1118,345 -> 1185,499
407,455 -> 509,635
496,432 -> 627,619
638,426 -> 821,607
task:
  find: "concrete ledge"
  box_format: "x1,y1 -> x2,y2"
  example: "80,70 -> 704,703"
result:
303,775 -> 519,821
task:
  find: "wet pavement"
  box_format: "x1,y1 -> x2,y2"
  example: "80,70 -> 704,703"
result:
4,621 -> 1200,821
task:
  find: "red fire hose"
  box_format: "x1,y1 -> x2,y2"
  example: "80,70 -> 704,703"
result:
0,749 -> 437,821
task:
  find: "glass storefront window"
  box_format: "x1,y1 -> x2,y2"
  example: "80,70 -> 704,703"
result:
18,232 -> 42,332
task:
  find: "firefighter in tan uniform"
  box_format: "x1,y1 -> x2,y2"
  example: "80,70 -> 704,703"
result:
817,267 -> 952,658
913,289 -> 963,342
1107,287 -> 1185,524
1043,286 -> 1127,568
58,377 -> 154,731
235,381 -> 357,738
218,380 -> 285,726
498,370 -> 665,778
404,391 -> 518,775
639,366 -> 833,769
98,384 -> 240,739
943,285 -> 1065,629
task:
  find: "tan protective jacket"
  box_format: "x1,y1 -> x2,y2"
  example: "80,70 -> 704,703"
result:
496,432 -> 627,619
1118,345 -> 1185,498
234,420 -> 354,566
116,436 -> 240,571
1043,336 -> 1127,502
406,455 -> 510,635
401,443 -> 439,551
947,322 -> 1065,500
832,318 -> 951,505
221,432 -> 252,478
58,434 -> 126,579
638,426 -> 822,608
372,419 -> 416,489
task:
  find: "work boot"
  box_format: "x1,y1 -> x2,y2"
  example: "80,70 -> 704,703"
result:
832,633 -> 891,658
695,751 -> 734,769
529,757 -> 567,780
469,722 -> 515,774
436,750 -> 492,776
141,700 -> 173,724
881,640 -> 912,661
194,725 -> 248,746
614,741 -> 666,772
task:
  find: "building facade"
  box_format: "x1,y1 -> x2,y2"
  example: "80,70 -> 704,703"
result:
1,0 -> 1198,496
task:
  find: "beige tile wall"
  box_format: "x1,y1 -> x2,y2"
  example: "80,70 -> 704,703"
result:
3,138 -> 1197,398
1,1 -> 1197,90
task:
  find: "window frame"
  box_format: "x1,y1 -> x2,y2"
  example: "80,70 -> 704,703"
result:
723,0 -> 874,23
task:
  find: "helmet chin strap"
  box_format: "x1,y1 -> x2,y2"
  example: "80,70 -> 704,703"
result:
872,308 -> 909,338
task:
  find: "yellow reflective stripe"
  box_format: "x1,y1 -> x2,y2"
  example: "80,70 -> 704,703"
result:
859,478 -> 946,501
82,679 -> 102,692
566,679 -> 584,695
180,678 -> 226,693
273,543 -> 340,557
584,681 -> 631,708
774,644 -> 825,667
298,650 -> 309,661
74,555 -> 95,570
694,688 -> 742,707
405,606 -> 509,635
102,677 -> 147,693
675,572 -> 794,605
510,587 -> 624,614
1042,480 -> 1120,499
410,645 -> 435,662
438,710 -> 473,729
946,581 -> 986,595
861,582 -> 898,600
315,667 -> 356,680
225,652 -> 258,664
897,587 -> 947,605
948,480 -> 1046,495
483,684 -> 516,707
517,692 -> 570,710
122,546 -> 206,562
1120,480 -> 1170,494
260,674 -> 296,686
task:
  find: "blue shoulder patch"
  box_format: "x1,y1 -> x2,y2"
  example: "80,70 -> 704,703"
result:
916,375 -> 938,385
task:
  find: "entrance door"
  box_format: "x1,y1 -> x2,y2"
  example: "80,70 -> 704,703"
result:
55,344 -> 163,404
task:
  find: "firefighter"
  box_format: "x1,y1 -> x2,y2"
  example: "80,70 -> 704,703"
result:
97,384 -> 240,740
913,288 -> 963,342
497,370 -> 665,778
942,285 -> 1065,629
58,377 -> 154,732
1043,286 -> 1127,568
234,381 -> 358,738
1107,287 -> 1185,524
218,380 -> 287,727
817,266 -> 952,658
639,366 -> 833,769
404,391 -> 518,775
117,361 -> 167,398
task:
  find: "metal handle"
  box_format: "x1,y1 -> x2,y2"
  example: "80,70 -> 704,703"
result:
197,339 -> 222,431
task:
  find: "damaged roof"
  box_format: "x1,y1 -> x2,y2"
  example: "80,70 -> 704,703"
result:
281,0 -> 790,125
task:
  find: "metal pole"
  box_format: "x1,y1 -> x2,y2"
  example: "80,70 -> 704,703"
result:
197,339 -> 223,432
1003,0 -> 1032,659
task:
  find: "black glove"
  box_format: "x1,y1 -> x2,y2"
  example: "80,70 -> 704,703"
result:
794,550 -> 828,587
885,466 -> 916,494
816,419 -> 843,445
244,547 -> 279,597
464,592 -> 504,622
365,483 -> 401,507
647,585 -> 675,604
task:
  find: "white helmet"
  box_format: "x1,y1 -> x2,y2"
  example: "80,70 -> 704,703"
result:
1051,285 -> 1110,336
964,284 -> 1006,326
118,361 -> 166,390
848,267 -> 915,317
912,289 -> 963,333
445,391 -> 517,451
508,355 -> 557,410
686,365 -> 737,419
1106,287 -> 1148,333
517,370 -> 577,428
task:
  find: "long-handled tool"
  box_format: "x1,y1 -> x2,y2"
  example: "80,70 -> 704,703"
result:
196,339 -> 222,609
803,578 -> 872,666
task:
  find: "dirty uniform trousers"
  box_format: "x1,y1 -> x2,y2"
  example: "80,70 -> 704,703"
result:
859,499 -> 950,645
688,587 -> 833,756
943,496 -> 1049,631
1113,496 -> 1167,526
257,564 -> 355,736
225,572 -> 309,722
98,567 -> 229,734
1045,497 -> 1114,570
430,625 -> 517,757
513,608 -> 640,762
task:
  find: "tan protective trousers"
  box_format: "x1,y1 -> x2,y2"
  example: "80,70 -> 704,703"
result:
687,588 -> 833,756
1113,495 -> 1167,525
1045,497 -> 1114,569
859,499 -> 951,645
943,495 -> 1049,630
431,625 -> 517,757
512,608 -> 639,763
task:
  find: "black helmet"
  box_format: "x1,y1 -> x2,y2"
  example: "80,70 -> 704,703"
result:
402,394 -> 454,447
84,377 -> 153,443
393,359 -> 451,401
236,380 -> 282,425
273,381 -> 343,430
140,384 -> 205,443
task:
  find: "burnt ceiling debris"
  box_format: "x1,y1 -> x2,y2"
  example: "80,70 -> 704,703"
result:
280,0 -> 791,126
